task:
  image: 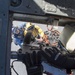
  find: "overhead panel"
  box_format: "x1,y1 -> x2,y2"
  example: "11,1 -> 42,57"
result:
10,0 -> 45,15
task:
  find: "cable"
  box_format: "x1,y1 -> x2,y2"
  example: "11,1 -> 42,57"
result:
11,60 -> 19,75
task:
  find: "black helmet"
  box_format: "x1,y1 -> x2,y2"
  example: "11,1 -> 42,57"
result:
23,32 -> 32,44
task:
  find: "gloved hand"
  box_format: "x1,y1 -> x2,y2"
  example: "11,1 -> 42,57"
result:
41,47 -> 75,69
22,51 -> 43,75
31,35 -> 35,42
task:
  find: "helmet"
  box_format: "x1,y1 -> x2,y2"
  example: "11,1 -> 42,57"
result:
12,27 -> 19,34
24,32 -> 32,44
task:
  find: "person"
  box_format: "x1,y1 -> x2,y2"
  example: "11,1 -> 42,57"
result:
46,25 -> 60,47
12,23 -> 26,48
18,23 -> 74,75
22,22 -> 55,75
23,22 -> 50,44
21,23 -> 74,75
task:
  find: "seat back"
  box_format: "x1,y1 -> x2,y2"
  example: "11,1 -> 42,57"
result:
59,25 -> 75,52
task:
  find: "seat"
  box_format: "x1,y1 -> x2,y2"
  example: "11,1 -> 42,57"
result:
59,25 -> 75,52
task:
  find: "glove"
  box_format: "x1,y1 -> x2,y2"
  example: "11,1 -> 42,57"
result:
41,47 -> 75,69
22,51 -> 43,75
31,35 -> 35,42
